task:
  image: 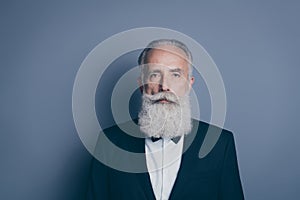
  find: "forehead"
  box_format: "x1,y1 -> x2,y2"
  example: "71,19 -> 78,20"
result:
146,45 -> 189,70
147,45 -> 188,61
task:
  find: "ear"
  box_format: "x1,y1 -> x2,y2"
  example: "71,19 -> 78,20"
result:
189,76 -> 195,88
137,77 -> 143,93
186,76 -> 195,93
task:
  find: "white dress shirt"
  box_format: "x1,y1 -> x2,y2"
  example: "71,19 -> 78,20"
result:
145,137 -> 184,200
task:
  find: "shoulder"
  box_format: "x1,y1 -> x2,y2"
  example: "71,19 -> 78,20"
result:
189,119 -> 235,157
97,119 -> 144,153
192,119 -> 234,140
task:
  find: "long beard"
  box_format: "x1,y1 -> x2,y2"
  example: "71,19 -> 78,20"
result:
138,92 -> 192,138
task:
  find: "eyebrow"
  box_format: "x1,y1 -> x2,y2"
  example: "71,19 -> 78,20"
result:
169,68 -> 183,73
147,67 -> 184,74
148,69 -> 161,73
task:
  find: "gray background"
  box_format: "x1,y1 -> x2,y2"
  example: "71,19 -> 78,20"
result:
1,0 -> 299,199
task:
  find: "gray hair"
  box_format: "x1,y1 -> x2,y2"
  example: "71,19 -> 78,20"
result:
138,39 -> 193,79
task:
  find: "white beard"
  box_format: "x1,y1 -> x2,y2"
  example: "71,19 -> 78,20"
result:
138,92 -> 192,138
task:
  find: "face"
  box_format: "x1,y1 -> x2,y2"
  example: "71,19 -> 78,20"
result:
141,45 -> 194,100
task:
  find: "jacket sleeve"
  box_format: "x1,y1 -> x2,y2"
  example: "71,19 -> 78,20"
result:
86,158 -> 110,200
219,132 -> 244,200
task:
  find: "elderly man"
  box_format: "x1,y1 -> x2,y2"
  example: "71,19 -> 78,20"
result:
87,39 -> 244,199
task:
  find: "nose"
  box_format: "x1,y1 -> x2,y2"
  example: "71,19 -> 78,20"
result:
159,75 -> 170,92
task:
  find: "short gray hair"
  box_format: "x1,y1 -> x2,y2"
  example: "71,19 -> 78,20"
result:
138,39 -> 193,78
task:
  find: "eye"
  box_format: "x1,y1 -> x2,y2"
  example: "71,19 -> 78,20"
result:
150,73 -> 157,78
149,73 -> 161,81
172,72 -> 181,78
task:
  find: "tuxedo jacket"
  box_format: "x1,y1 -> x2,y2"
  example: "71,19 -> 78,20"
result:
86,119 -> 244,200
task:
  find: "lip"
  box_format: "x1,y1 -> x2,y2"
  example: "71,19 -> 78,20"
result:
154,99 -> 173,104
159,99 -> 170,103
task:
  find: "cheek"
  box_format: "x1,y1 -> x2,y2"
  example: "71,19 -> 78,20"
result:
145,83 -> 159,94
172,82 -> 189,95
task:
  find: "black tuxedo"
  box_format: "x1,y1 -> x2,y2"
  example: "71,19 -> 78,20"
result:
86,119 -> 244,199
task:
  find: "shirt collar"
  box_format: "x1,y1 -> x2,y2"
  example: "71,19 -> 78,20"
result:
150,136 -> 182,144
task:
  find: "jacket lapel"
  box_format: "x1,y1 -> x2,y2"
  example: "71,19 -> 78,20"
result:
134,137 -> 156,200
132,119 -> 203,200
169,120 -> 202,199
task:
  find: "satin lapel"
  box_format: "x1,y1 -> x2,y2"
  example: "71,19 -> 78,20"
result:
134,137 -> 156,200
168,153 -> 189,199
169,120 -> 202,199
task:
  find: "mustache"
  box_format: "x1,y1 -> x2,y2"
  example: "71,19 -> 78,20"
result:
143,92 -> 179,104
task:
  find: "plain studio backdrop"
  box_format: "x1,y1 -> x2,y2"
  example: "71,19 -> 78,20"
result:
1,1 -> 299,199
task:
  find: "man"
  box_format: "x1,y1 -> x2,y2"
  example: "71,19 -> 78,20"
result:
87,39 -> 244,199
